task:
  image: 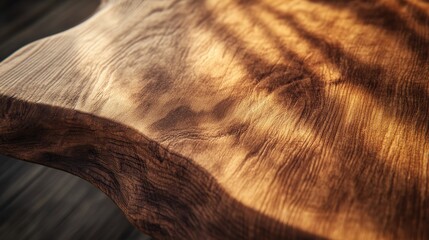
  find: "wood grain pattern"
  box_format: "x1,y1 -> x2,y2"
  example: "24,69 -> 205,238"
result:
0,0 -> 428,239
0,1 -> 149,239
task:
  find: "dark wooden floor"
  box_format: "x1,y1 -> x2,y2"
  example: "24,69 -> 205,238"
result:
0,0 -> 149,239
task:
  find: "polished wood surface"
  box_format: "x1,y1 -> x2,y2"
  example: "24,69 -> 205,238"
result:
0,0 -> 428,239
0,0 -> 148,239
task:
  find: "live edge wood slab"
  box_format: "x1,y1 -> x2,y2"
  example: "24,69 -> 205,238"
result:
0,0 -> 428,239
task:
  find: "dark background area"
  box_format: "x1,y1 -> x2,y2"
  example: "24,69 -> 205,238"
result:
0,0 -> 150,239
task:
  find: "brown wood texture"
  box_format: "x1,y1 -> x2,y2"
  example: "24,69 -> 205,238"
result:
0,0 -> 428,239
0,0 -> 149,239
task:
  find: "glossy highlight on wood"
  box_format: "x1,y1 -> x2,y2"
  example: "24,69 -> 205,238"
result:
0,0 -> 428,239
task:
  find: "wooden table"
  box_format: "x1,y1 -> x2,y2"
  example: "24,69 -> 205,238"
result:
1,0 -> 428,239
0,0 -> 148,239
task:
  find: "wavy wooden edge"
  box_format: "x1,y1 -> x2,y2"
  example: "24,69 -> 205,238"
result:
1,0 -> 429,239
0,95 -> 321,239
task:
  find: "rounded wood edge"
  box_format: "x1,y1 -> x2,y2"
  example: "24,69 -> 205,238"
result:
0,95 -> 323,239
